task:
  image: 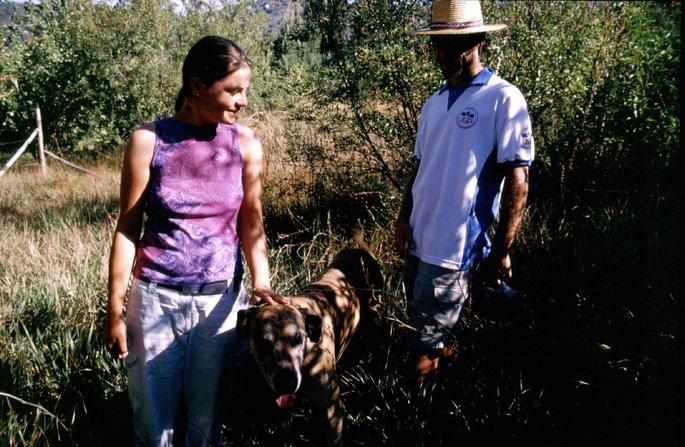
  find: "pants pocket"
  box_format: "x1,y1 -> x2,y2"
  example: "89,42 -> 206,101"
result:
432,273 -> 468,304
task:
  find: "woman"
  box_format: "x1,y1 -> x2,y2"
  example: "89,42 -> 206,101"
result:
104,35 -> 287,446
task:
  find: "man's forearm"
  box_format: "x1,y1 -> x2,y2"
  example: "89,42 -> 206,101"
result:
491,166 -> 529,257
396,163 -> 419,224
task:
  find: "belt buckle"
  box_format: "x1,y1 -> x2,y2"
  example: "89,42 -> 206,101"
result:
182,285 -> 200,294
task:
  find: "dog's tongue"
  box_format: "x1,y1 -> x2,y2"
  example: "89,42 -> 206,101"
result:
275,394 -> 297,409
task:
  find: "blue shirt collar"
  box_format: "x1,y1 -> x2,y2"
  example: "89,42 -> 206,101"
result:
439,67 -> 494,94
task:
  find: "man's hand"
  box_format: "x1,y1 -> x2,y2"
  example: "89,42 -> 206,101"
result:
481,251 -> 512,287
394,221 -> 415,258
484,166 -> 528,286
104,313 -> 128,359
395,162 -> 419,259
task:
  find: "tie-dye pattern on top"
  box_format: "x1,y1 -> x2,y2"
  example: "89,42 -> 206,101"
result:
133,118 -> 244,286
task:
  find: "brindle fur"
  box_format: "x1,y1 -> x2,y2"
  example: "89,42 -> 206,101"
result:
236,248 -> 383,446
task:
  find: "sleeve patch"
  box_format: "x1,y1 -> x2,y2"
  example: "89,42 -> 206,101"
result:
521,132 -> 533,149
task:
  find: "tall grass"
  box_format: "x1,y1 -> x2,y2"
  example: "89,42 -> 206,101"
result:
0,165 -> 126,446
1,115 -> 678,446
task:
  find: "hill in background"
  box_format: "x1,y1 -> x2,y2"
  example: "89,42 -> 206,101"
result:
0,1 -> 301,33
0,1 -> 23,26
253,0 -> 304,34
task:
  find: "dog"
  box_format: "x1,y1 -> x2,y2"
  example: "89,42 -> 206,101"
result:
236,248 -> 383,445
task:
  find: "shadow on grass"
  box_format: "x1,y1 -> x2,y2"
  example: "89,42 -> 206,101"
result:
0,196 -> 119,229
264,189 -> 390,243
66,373 -> 133,447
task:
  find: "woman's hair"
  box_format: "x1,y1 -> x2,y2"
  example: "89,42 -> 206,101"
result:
174,36 -> 252,112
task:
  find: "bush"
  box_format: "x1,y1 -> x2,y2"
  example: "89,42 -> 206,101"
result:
0,0 -> 272,156
288,1 -> 679,215
0,1 -> 680,445
276,1 -> 681,445
484,1 -> 680,209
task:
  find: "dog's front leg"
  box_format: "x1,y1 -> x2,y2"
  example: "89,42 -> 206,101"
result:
326,379 -> 345,447
308,377 -> 344,446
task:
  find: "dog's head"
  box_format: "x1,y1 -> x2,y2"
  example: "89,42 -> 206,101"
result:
237,304 -> 322,409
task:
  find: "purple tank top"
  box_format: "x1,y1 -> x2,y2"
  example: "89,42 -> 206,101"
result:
133,118 -> 244,286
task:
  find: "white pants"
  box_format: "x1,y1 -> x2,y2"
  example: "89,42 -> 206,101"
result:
125,278 -> 248,447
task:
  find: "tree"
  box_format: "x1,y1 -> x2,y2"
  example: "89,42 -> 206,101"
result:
0,0 -> 271,156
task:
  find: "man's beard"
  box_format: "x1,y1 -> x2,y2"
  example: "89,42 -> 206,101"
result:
442,63 -> 465,83
441,48 -> 477,85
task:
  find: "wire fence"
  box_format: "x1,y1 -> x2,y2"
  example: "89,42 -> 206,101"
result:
0,104 -> 96,178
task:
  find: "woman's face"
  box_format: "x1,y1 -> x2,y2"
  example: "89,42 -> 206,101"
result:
194,64 -> 252,125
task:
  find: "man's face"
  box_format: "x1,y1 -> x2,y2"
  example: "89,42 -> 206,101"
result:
431,34 -> 485,85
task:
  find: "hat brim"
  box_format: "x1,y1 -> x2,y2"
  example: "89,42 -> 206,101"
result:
412,24 -> 506,35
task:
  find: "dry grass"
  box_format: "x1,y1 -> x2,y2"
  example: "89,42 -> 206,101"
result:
0,110 -> 553,447
0,147 -> 400,445
0,165 -> 117,289
0,164 -> 123,445
1,114 -> 676,446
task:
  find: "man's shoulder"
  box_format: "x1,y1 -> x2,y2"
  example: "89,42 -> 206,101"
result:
483,72 -> 515,90
483,72 -> 527,102
425,87 -> 445,103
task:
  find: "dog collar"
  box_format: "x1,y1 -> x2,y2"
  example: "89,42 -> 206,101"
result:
247,302 -> 268,309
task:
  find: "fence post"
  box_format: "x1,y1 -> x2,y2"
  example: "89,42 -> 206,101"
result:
36,104 -> 46,175
0,129 -> 38,178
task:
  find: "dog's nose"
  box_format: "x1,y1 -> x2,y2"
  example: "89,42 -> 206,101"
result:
273,368 -> 299,394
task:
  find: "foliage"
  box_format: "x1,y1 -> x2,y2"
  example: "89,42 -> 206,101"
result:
277,1 -> 680,444
0,1 -> 680,446
0,0 -> 272,156
291,0 -> 435,195
484,1 -> 680,208
294,1 -> 680,212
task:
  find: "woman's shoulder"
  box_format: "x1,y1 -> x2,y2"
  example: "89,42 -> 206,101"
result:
236,123 -> 258,141
137,117 -> 186,137
125,122 -> 157,161
130,122 -> 156,144
236,123 -> 261,152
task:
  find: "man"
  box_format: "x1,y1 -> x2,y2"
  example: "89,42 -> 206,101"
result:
394,0 -> 534,388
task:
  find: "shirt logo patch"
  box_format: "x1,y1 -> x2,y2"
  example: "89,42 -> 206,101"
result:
521,132 -> 533,149
457,107 -> 478,128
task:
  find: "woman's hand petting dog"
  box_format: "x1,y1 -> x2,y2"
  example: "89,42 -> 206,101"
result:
250,287 -> 290,305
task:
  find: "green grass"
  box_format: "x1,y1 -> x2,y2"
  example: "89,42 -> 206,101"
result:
0,166 -> 124,446
0,162 -> 679,446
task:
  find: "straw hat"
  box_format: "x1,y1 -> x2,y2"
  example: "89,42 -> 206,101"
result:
413,0 -> 506,35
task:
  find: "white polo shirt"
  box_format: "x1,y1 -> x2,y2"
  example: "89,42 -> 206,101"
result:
409,68 -> 534,270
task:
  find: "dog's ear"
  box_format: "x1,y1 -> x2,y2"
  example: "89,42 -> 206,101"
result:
304,313 -> 322,343
236,308 -> 254,340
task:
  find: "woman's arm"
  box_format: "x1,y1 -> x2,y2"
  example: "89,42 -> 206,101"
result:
104,124 -> 155,358
238,125 -> 288,305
